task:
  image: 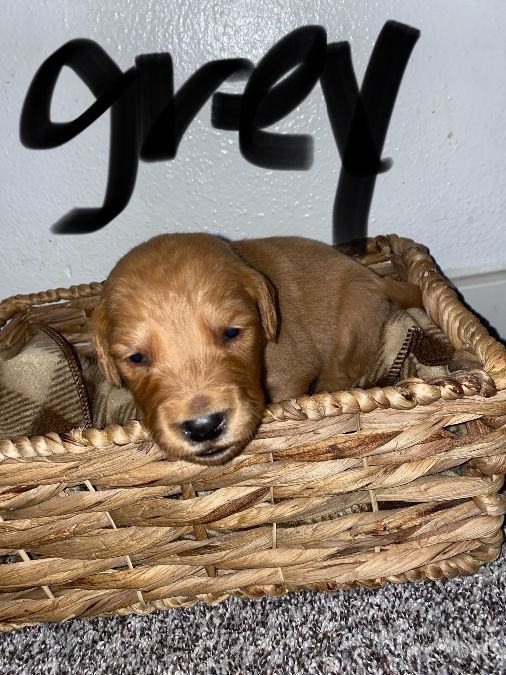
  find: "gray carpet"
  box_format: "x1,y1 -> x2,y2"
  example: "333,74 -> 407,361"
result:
0,551 -> 505,675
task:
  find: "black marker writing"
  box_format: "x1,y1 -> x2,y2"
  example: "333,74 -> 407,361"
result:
20,21 -> 419,239
321,21 -> 419,244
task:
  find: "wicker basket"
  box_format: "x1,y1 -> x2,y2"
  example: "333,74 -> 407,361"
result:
0,234 -> 505,632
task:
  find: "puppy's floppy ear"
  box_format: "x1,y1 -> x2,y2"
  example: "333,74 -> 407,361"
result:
89,298 -> 121,387
242,268 -> 279,341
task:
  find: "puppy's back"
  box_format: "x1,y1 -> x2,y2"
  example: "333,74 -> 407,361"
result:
232,236 -> 395,397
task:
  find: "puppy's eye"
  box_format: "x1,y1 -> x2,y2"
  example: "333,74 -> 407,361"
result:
128,352 -> 146,364
223,327 -> 241,341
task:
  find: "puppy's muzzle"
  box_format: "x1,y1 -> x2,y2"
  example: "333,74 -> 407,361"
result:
180,411 -> 227,443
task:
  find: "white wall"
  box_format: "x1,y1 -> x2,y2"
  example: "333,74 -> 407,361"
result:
1,1 -> 505,335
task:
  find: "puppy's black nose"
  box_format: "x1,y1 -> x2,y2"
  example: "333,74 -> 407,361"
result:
181,412 -> 226,443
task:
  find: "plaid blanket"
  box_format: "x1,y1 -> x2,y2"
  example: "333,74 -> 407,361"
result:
354,308 -> 455,388
0,325 -> 137,439
0,325 -> 92,439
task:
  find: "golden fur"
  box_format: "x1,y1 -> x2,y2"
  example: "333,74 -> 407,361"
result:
90,234 -> 422,465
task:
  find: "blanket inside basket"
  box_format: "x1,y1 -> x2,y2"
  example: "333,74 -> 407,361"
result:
0,325 -> 137,439
0,325 -> 92,439
354,307 -> 455,388
0,308 -> 458,440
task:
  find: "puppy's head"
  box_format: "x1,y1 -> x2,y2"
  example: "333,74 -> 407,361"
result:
90,233 -> 277,465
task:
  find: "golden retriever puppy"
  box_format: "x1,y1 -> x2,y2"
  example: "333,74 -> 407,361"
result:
90,234 -> 422,465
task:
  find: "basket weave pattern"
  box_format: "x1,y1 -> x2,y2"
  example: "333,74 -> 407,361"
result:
0,235 -> 505,631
